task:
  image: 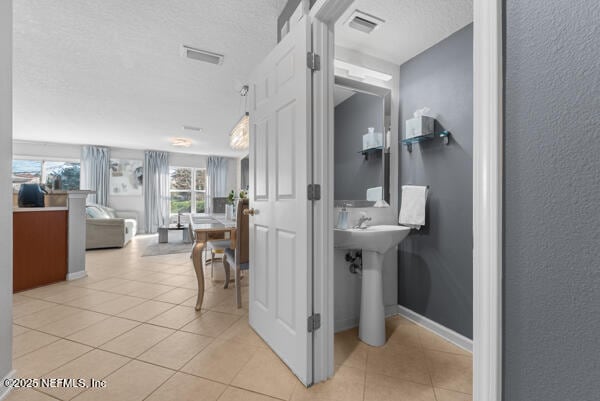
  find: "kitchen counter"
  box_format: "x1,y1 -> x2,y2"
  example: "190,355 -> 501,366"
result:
12,190 -> 94,292
13,206 -> 68,212
13,208 -> 68,292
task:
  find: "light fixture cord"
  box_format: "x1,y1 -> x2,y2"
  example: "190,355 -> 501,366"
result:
242,85 -> 249,115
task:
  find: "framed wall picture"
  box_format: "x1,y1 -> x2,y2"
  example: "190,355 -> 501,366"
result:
110,159 -> 143,196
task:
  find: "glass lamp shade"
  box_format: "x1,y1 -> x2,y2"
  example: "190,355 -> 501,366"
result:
229,113 -> 250,150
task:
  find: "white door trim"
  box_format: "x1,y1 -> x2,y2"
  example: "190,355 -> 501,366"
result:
311,0 -> 503,398
473,0 -> 503,400
309,18 -> 335,383
309,0 -> 355,383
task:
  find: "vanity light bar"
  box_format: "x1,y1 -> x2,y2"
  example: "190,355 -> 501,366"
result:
334,59 -> 392,82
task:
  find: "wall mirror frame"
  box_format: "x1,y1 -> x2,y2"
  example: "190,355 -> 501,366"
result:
334,75 -> 392,208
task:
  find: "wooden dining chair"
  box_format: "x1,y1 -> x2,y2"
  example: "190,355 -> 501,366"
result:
206,236 -> 230,283
223,198 -> 249,308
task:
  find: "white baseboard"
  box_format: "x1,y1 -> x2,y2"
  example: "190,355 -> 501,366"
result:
66,270 -> 87,281
0,370 -> 16,401
396,305 -> 473,353
334,305 -> 400,333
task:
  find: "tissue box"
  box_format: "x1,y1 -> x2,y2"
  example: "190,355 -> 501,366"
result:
362,132 -> 383,150
405,116 -> 434,140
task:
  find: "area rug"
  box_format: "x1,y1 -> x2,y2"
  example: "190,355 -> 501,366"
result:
142,241 -> 191,257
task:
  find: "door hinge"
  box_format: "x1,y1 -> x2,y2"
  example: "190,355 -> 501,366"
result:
307,52 -> 320,71
307,184 -> 321,201
307,313 -> 321,332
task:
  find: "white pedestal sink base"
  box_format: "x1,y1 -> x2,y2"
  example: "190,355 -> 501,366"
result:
359,250 -> 386,346
334,225 -> 411,347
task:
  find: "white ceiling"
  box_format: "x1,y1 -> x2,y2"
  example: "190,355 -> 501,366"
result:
335,0 -> 473,66
13,0 -> 286,157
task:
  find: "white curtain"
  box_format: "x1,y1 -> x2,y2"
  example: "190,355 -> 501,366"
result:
80,145 -> 110,206
144,150 -> 170,233
207,156 -> 228,213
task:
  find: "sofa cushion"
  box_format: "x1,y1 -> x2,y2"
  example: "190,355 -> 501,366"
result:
103,207 -> 118,218
86,205 -> 110,219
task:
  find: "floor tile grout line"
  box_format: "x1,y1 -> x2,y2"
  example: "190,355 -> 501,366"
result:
15,280 -> 243,322
15,238 -> 469,401
432,385 -> 473,396
28,387 -> 64,401
38,347 -> 132,400
414,325 -> 438,391
13,314 -> 257,371
12,336 -> 63,360
13,295 -> 245,335
17,313 -> 114,341
18,338 -> 290,401
225,383 -> 290,401
15,322 -> 229,396
360,367 -> 441,390
138,366 -> 178,401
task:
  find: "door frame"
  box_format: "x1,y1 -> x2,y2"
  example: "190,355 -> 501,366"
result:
309,0 -> 504,399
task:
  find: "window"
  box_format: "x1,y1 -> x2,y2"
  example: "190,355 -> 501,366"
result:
169,167 -> 207,214
12,159 -> 80,191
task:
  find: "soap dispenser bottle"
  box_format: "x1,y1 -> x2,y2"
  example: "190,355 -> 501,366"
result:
336,204 -> 350,229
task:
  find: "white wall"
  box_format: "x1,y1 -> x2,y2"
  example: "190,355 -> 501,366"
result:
0,0 -> 14,391
13,141 -> 239,232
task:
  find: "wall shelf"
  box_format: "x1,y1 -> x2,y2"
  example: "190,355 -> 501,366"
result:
402,131 -> 450,152
358,146 -> 384,160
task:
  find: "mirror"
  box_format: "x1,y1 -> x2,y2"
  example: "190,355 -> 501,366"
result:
334,76 -> 391,207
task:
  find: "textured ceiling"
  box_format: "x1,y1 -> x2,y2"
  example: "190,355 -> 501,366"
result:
335,0 -> 473,66
14,0 -> 286,157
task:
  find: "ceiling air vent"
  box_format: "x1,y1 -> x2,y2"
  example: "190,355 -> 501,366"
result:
346,10 -> 385,34
182,45 -> 224,65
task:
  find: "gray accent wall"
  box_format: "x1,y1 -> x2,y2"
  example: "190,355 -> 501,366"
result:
0,0 -> 13,385
503,1 -> 600,399
335,92 -> 384,201
398,24 -> 473,338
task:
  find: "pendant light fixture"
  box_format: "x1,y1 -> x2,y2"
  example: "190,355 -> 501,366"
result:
229,85 -> 250,150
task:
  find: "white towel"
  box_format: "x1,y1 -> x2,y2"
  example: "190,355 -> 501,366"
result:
399,185 -> 428,229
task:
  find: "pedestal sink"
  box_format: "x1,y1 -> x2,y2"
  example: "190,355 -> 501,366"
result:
334,225 -> 411,346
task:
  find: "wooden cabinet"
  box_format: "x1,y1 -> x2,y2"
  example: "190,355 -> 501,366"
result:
13,210 -> 68,292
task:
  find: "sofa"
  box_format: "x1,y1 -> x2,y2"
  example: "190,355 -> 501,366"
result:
86,204 -> 138,249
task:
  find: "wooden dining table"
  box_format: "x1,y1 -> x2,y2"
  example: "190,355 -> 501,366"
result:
190,217 -> 237,311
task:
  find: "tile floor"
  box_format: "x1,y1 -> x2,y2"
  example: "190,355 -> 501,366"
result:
8,235 -> 472,401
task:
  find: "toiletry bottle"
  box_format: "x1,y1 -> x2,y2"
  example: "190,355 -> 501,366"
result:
337,203 -> 350,229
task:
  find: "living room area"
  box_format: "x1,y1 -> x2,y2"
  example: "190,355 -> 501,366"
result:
6,1 -> 290,399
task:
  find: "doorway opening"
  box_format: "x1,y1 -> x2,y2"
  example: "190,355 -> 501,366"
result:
327,1 -> 475,398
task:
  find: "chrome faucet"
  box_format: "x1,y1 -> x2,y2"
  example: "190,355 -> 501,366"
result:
354,213 -> 372,229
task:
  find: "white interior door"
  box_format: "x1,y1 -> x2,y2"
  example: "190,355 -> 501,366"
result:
248,16 -> 313,385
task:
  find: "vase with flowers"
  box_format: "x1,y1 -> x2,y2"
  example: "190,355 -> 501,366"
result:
225,190 -> 235,220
